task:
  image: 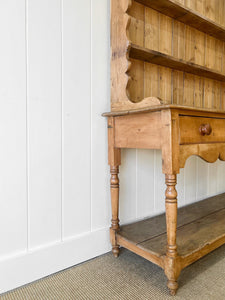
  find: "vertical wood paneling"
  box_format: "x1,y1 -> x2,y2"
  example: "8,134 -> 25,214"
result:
183,73 -> 195,106
27,0 -> 62,247
194,30 -> 205,66
145,8 -> 159,51
62,0 -> 91,238
154,150 -> 165,214
0,0 -> 27,256
136,150 -> 155,218
194,76 -> 204,107
159,15 -> 172,104
144,8 -> 159,101
128,2 -> 144,103
185,26 -> 195,63
173,21 -> 185,60
196,158 -> 208,200
184,156 -> 197,205
128,2 -> 144,46
128,59 -> 144,102
177,168 -> 185,208
119,150 -> 137,223
208,160 -> 219,196
173,70 -> 184,105
204,78 -> 213,108
217,161 -> 225,193
91,0 -> 111,230
144,64 -> 159,98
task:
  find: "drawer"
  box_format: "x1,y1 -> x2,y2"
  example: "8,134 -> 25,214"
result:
179,116 -> 225,144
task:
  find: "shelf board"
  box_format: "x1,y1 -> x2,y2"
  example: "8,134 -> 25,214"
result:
135,0 -> 225,42
117,193 -> 225,266
129,44 -> 225,82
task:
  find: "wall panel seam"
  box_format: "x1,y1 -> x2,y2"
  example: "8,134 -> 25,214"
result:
61,0 -> 64,242
25,0 -> 30,251
90,0 -> 93,232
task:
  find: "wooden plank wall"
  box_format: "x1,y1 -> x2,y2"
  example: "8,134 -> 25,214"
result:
0,0 -> 225,294
127,0 -> 225,107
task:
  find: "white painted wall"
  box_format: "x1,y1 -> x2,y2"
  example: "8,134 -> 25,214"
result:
0,0 -> 225,294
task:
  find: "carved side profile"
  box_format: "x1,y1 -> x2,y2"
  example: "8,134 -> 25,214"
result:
111,0 -> 164,111
111,0 -> 132,110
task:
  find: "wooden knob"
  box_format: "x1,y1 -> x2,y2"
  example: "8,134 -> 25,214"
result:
199,123 -> 212,136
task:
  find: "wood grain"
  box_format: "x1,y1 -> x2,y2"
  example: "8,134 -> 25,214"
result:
144,7 -> 160,101
172,70 -> 184,105
111,0 -> 225,111
117,192 -> 225,265
129,44 -> 225,82
179,116 -> 225,144
140,208 -> 225,257
179,143 -> 225,168
118,193 -> 225,243
135,0 -> 225,41
110,0 -> 131,109
127,2 -> 145,103
114,112 -> 161,149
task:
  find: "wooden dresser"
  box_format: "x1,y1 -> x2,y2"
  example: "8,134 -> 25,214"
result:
103,0 -> 225,295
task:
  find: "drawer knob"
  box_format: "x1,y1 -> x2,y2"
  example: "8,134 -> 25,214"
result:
199,123 -> 212,136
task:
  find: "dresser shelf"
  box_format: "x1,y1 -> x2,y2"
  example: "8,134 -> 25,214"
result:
135,0 -> 225,41
129,44 -> 225,82
117,193 -> 225,269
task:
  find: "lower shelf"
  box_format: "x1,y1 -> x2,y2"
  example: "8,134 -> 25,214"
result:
117,193 -> 225,269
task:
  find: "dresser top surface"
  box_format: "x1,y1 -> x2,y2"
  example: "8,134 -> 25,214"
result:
103,104 -> 225,117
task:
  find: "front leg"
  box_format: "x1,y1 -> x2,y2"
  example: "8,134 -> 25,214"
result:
110,165 -> 120,257
108,117 -> 121,257
164,174 -> 181,295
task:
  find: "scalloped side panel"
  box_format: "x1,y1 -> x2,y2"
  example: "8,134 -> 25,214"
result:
111,0 -> 164,111
111,0 -> 132,110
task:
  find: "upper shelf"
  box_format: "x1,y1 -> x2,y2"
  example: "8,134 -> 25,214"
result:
129,43 -> 225,82
135,0 -> 225,42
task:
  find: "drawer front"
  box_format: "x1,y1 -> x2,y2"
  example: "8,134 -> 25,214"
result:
179,116 -> 225,144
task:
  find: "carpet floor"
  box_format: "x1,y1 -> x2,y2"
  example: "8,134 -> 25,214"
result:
1,245 -> 225,300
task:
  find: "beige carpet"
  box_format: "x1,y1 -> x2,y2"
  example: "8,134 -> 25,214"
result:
1,245 -> 225,300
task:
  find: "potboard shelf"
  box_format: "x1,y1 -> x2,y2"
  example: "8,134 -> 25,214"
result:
129,44 -> 225,82
117,193 -> 225,268
135,0 -> 225,41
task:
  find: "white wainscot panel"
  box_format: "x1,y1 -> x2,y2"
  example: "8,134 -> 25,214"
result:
0,0 -> 27,256
91,0 -> 111,231
62,0 -> 92,238
177,167 -> 185,208
27,0 -> 62,247
196,156 -> 209,200
136,149 -> 155,219
207,159 -> 220,196
0,228 -> 111,294
119,149 -> 137,224
154,150 -> 165,214
184,156 -> 197,205
216,160 -> 225,194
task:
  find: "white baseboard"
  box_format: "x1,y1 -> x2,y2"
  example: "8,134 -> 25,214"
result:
0,227 -> 111,294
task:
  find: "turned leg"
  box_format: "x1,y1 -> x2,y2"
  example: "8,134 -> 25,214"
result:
108,117 -> 121,257
110,165 -> 120,257
164,174 -> 181,296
